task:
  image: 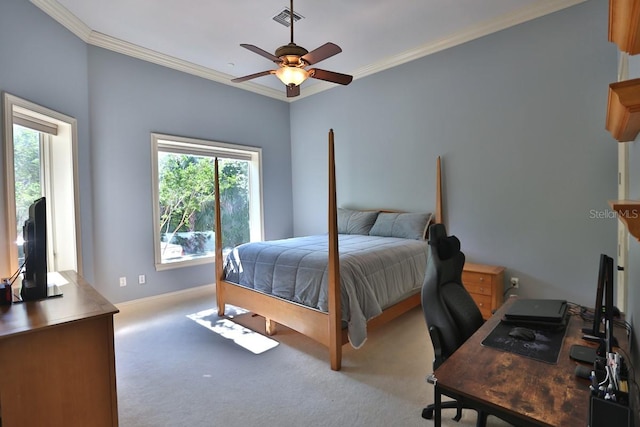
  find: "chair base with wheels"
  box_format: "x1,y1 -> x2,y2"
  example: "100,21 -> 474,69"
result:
422,387 -> 489,427
423,372 -> 470,420
421,357 -> 489,426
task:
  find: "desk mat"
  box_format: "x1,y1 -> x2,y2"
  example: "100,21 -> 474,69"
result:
481,321 -> 568,364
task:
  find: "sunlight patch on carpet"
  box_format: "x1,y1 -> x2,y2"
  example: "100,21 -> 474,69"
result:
187,307 -> 279,354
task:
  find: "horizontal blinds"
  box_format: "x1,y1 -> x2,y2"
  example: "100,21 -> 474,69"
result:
157,140 -> 253,161
13,111 -> 58,136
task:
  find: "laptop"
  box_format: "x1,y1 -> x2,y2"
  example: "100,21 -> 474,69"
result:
503,299 -> 568,323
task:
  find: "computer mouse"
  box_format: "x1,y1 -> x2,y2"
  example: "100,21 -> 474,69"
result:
508,327 -> 536,341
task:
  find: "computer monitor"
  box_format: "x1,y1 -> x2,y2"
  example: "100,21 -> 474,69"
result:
601,254 -> 618,353
571,254 -> 618,364
582,254 -> 608,337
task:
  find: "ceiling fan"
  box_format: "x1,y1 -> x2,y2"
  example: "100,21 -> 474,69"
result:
231,0 -> 353,98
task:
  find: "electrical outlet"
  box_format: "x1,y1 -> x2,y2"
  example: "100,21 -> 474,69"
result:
510,277 -> 519,288
119,277 -> 127,287
138,275 -> 146,285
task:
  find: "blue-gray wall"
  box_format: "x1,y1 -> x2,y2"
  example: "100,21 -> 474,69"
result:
87,48 -> 291,302
0,0 -> 292,303
291,0 -> 618,307
0,0 -> 94,281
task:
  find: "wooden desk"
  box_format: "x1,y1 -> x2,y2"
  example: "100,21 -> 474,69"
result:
433,297 -> 628,427
0,271 -> 119,426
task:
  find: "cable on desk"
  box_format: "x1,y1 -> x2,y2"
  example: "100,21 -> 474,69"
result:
567,301 -> 583,316
7,259 -> 25,285
573,304 -> 631,336
598,367 -> 610,387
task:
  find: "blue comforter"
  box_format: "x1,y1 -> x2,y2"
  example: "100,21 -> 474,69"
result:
223,234 -> 429,348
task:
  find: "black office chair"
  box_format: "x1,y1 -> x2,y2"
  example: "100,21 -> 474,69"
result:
421,223 -> 488,426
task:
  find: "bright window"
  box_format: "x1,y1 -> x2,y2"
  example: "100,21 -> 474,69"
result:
13,124 -> 43,268
151,133 -> 263,271
3,93 -> 80,278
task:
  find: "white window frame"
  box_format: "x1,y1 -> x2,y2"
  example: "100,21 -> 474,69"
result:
151,133 -> 264,271
2,93 -> 82,277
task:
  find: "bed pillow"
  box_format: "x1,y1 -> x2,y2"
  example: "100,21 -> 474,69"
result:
368,212 -> 433,240
337,209 -> 380,235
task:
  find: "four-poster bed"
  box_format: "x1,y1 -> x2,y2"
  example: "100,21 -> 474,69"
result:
213,129 -> 442,370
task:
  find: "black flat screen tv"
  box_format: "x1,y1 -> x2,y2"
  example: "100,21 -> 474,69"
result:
21,197 -> 48,301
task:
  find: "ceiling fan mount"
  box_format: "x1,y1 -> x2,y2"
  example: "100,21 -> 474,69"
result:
231,0 -> 353,98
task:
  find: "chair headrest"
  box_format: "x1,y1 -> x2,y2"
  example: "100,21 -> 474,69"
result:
427,223 -> 461,261
436,235 -> 460,260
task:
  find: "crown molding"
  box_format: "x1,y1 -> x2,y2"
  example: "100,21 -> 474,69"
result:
32,0 -> 587,103
30,0 -> 92,41
87,32 -> 285,101
29,0 -> 286,101
292,81 -> 348,101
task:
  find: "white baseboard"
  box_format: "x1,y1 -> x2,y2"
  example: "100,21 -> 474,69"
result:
115,283 -> 215,309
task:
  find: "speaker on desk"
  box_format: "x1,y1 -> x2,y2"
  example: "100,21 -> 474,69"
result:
589,396 -> 632,427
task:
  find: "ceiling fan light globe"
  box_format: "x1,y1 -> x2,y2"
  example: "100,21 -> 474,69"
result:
275,66 -> 309,86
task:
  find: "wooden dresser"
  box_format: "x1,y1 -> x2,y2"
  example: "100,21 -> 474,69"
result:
462,263 -> 505,320
0,271 -> 119,426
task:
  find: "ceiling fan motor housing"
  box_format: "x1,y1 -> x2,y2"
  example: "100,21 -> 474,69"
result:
275,43 -> 308,66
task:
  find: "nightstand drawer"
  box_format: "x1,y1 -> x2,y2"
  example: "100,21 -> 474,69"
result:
463,280 -> 492,296
462,271 -> 493,286
471,294 -> 493,319
463,262 -> 505,320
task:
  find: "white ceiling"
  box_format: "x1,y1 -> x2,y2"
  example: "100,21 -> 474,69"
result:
32,0 -> 586,101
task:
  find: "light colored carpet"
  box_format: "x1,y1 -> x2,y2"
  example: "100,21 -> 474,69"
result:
114,285 -> 511,427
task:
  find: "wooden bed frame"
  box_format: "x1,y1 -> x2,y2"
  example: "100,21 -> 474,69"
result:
213,129 -> 442,370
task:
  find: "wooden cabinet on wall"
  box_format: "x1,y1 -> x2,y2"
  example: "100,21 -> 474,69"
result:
609,0 -> 640,54
606,78 -> 640,142
462,263 -> 505,320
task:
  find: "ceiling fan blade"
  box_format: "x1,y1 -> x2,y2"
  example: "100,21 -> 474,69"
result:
231,70 -> 274,83
240,44 -> 282,63
286,85 -> 300,98
308,68 -> 353,85
301,42 -> 342,65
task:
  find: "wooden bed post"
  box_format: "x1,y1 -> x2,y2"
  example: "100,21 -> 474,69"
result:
435,156 -> 443,225
327,129 -> 342,371
214,157 -> 225,316
211,135 -> 442,370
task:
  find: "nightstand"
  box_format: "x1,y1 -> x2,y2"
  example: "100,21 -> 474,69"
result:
462,263 -> 505,320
